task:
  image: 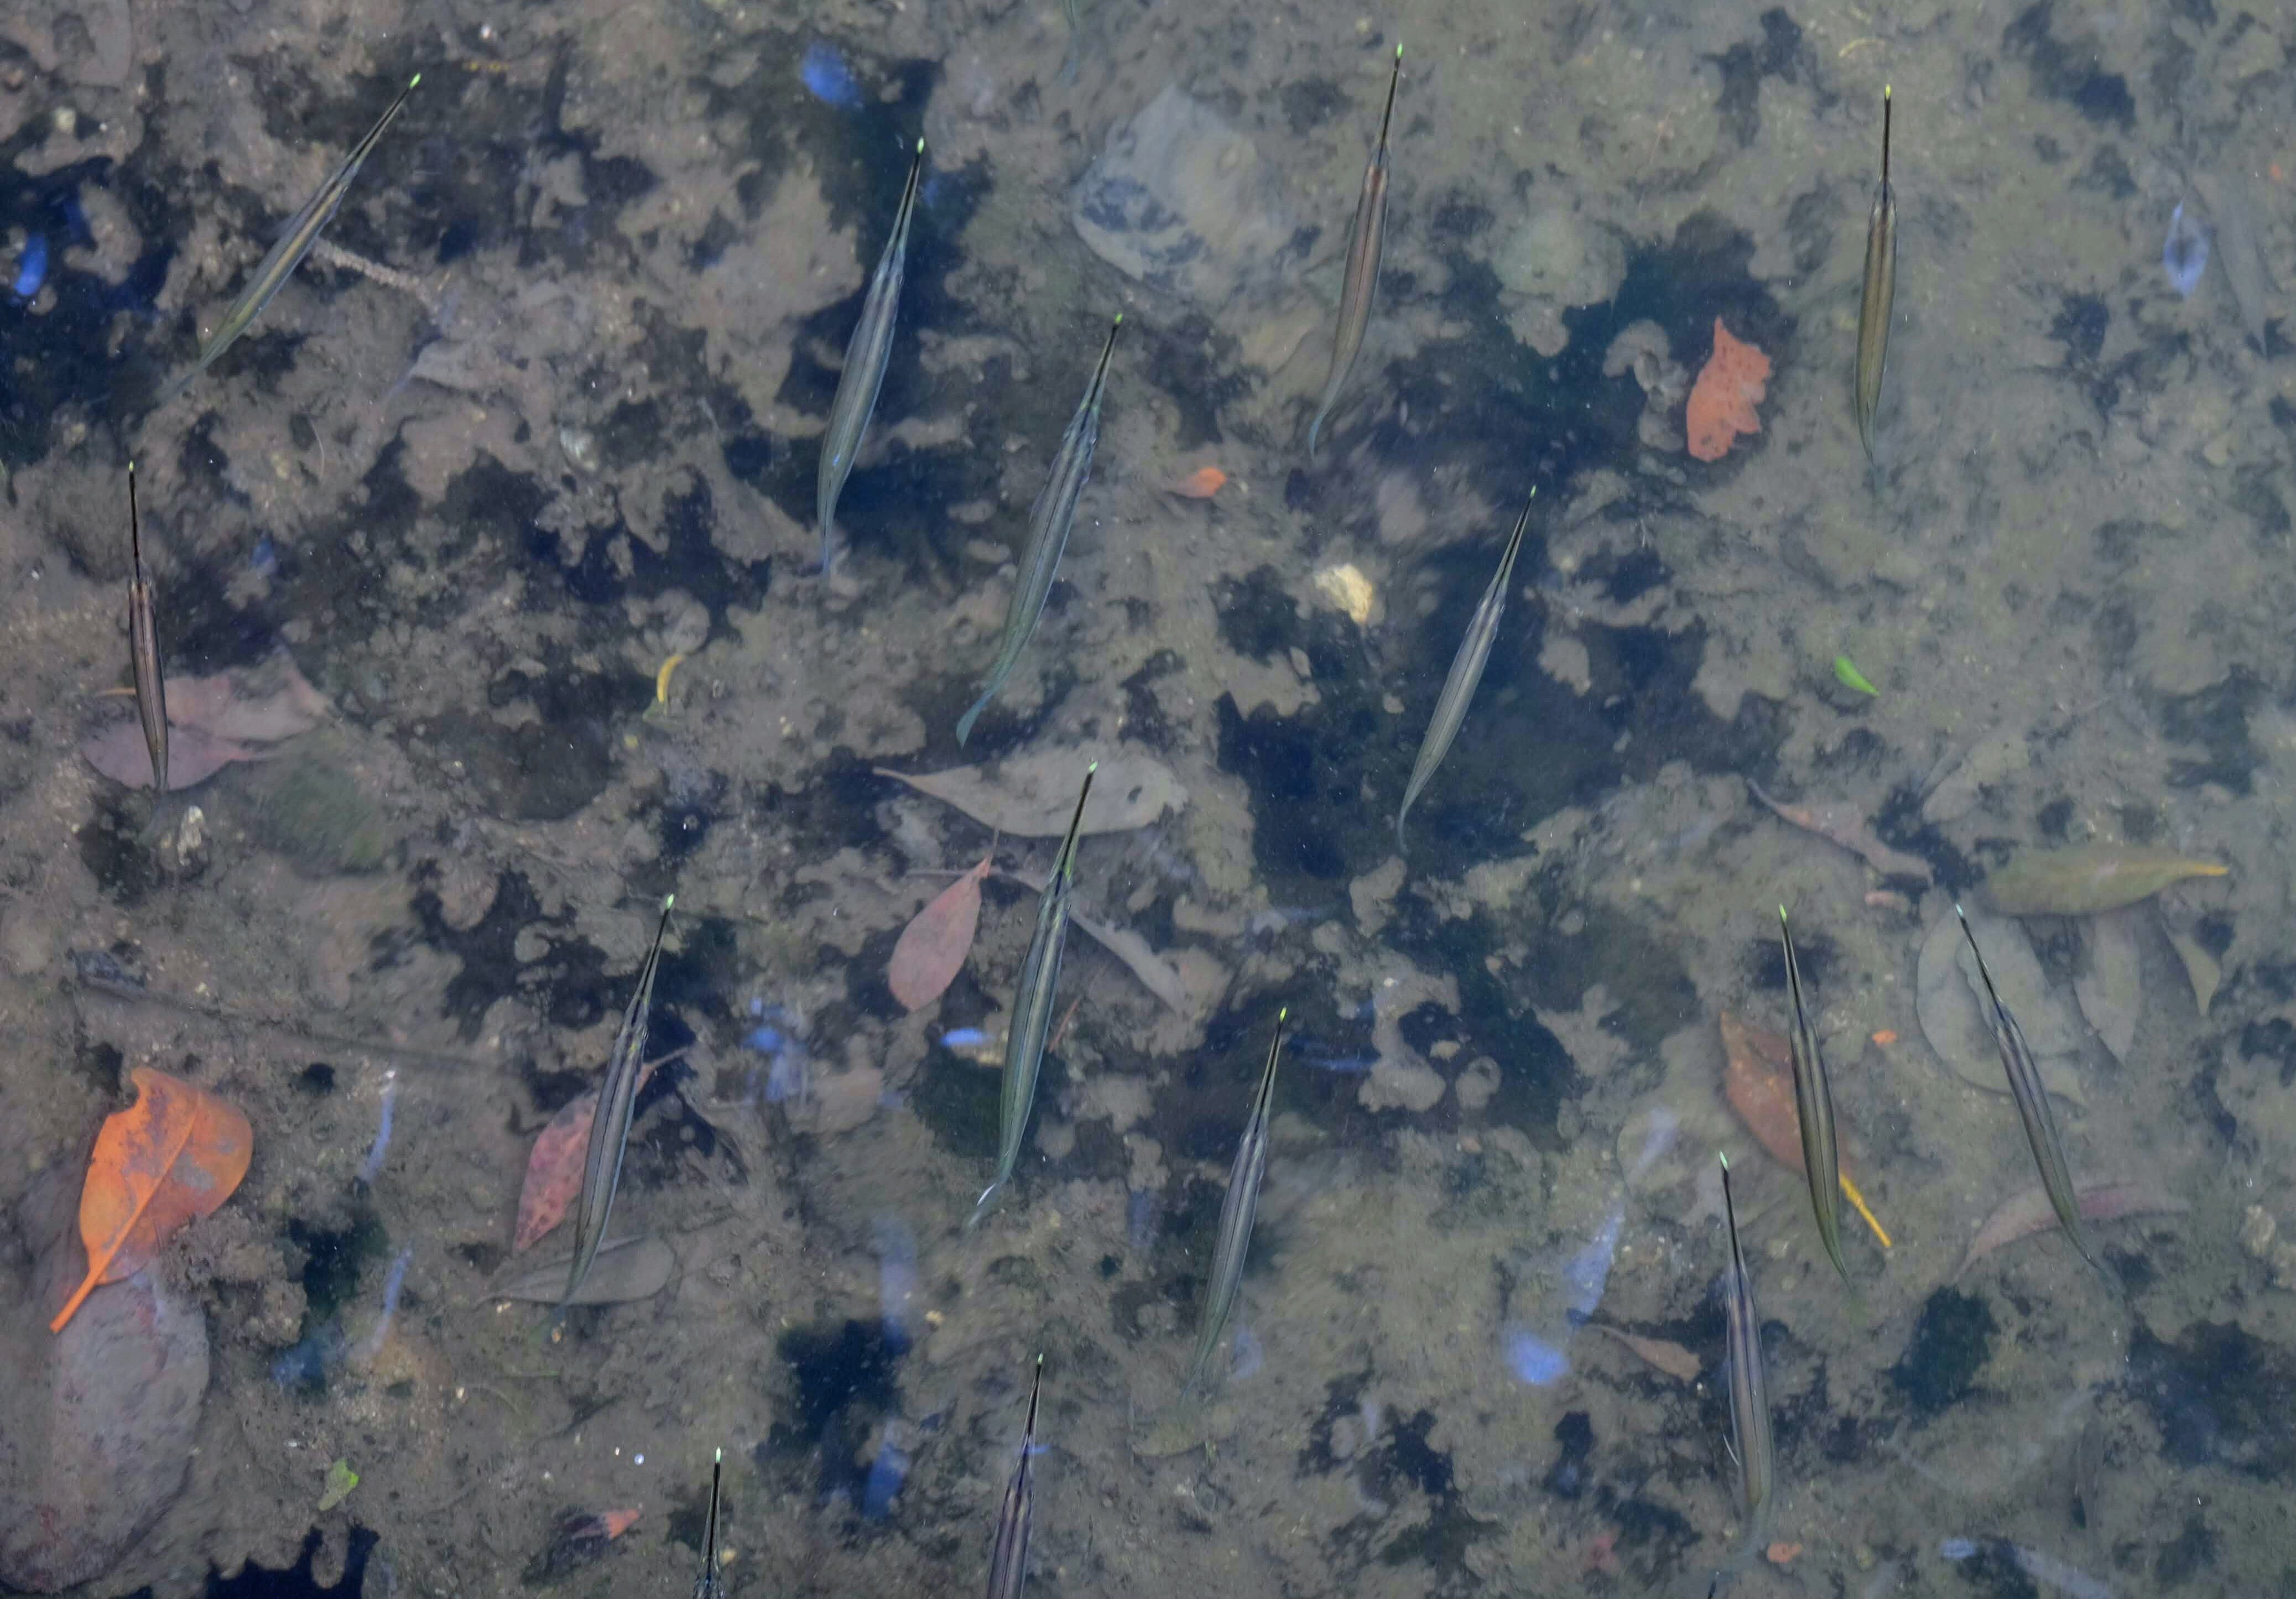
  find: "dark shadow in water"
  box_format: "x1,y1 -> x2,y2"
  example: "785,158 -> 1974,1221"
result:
162,1525 -> 378,1598
0,152 -> 176,465
765,1318 -> 908,1504
2130,1319 -> 2296,1480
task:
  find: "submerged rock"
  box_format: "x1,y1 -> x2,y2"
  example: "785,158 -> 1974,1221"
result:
1071,85 -> 1298,309
0,1173 -> 209,1593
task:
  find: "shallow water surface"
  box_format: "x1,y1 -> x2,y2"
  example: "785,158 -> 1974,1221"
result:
2,1 -> 2294,1596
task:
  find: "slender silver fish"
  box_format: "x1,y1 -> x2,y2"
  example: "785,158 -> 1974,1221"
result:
1184,1007 -> 1287,1395
955,319 -> 1121,746
126,462 -> 168,795
170,74 -> 420,395
969,765 -> 1095,1228
1778,907 -> 1849,1283
564,894 -> 675,1303
1708,1152 -> 1774,1599
692,1448 -> 723,1599
1395,486 -> 1534,853
1306,44 -> 1401,460
817,138 -> 926,577
1954,905 -> 2111,1279
985,1355 -> 1044,1599
1854,86 -> 1896,463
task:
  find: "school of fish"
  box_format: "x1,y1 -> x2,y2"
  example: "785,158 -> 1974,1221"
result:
87,51 -> 2233,1599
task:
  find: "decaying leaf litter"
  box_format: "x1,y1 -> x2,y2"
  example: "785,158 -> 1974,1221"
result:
13,0 -> 2296,1590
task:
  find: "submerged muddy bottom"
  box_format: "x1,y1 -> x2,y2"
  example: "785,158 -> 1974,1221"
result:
2,0 -> 2295,1596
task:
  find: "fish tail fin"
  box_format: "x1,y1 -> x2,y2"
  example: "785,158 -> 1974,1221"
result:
955,692 -> 990,747
965,1180 -> 1004,1232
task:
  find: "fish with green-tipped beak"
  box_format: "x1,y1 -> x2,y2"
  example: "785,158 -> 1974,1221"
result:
692,1449 -> 723,1599
168,74 -> 420,397
956,319 -> 1121,746
125,462 -> 168,795
1706,1152 -> 1774,1599
1306,44 -> 1400,460
1778,907 -> 1850,1283
985,1355 -> 1044,1599
1853,86 -> 1896,463
818,138 -> 926,577
564,894 -> 675,1304
969,765 -> 1094,1228
1955,905 -> 2115,1284
1395,486 -> 1534,853
1184,1007 -> 1287,1395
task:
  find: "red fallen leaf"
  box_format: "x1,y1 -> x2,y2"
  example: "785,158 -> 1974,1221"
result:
513,1056 -> 667,1252
888,855 -> 992,1012
527,1507 -> 642,1583
51,1067 -> 253,1332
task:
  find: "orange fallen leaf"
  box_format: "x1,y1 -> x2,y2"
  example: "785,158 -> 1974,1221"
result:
596,1508 -> 642,1539
51,1066 -> 253,1333
1718,1013 -> 1891,1248
1685,319 -> 1771,462
1767,1541 -> 1803,1565
514,1055 -> 668,1252
1170,466 -> 1226,498
1871,1029 -> 1898,1046
888,855 -> 992,1012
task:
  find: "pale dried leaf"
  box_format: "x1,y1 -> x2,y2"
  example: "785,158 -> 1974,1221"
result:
2073,908 -> 2141,1063
80,659 -> 327,791
997,868 -> 1193,1015
1956,1182 -> 2189,1278
875,751 -> 1185,837
1915,908 -> 2086,1107
1587,1322 -> 1702,1382
2166,931 -> 2221,1019
1747,780 -> 1932,883
493,1235 -> 674,1304
1984,844 -> 2228,916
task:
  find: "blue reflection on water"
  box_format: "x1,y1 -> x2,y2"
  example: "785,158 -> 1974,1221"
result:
2163,202 -> 2208,299
11,233 -> 45,300
801,42 -> 862,110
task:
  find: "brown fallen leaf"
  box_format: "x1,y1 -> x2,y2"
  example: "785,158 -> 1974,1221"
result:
1748,779 -> 1933,884
1586,1321 -> 1701,1382
81,658 -> 327,791
1955,1181 -> 2189,1279
888,855 -> 992,1012
51,1067 -> 253,1332
513,1054 -> 670,1252
1719,1012 -> 1891,1247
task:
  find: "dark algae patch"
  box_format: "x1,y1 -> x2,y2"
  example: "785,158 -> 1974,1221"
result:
2130,1320 -> 2296,1478
1891,1287 -> 1996,1417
